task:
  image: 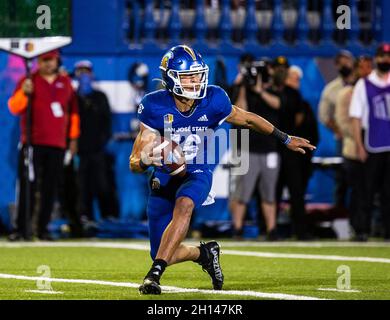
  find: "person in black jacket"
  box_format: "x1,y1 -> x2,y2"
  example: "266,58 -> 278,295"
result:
286,65 -> 319,191
272,57 -> 314,240
74,60 -> 119,223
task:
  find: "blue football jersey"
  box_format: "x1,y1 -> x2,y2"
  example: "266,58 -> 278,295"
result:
137,85 -> 232,172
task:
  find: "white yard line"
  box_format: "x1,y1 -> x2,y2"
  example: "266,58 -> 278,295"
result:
1,241 -> 390,264
216,241 -> 390,248
24,290 -> 63,294
223,250 -> 390,264
0,273 -> 326,300
317,288 -> 361,293
0,241 -> 150,251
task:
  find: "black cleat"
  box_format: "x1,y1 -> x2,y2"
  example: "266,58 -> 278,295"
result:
198,241 -> 224,290
139,277 -> 161,295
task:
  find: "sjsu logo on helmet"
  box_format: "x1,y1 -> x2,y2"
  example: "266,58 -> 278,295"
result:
160,51 -> 173,71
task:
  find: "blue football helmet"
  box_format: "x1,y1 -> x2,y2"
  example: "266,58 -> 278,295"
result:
159,45 -> 209,99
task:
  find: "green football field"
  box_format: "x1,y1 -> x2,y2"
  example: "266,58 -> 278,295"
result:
0,239 -> 390,300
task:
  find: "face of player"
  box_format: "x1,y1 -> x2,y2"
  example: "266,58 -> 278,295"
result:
38,57 -> 58,75
179,72 -> 202,93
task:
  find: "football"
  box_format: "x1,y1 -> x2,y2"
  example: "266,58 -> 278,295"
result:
153,136 -> 187,177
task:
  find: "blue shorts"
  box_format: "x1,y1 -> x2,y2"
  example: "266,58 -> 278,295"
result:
146,169 -> 212,259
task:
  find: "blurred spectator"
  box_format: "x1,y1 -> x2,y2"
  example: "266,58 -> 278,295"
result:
319,51 -> 355,132
285,66 -> 303,90
55,60 -> 83,237
74,60 -> 119,223
335,55 -> 373,241
127,62 -> 150,139
350,44 -> 390,241
273,56 -> 310,240
286,66 -> 319,191
229,54 -> 281,240
7,50 -> 79,241
128,62 -> 149,104
318,50 -> 355,208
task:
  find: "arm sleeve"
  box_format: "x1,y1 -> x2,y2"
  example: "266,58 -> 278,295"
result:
213,86 -> 233,125
349,79 -> 366,119
8,77 -> 28,115
68,89 -> 80,139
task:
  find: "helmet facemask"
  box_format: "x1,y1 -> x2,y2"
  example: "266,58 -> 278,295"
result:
167,65 -> 209,100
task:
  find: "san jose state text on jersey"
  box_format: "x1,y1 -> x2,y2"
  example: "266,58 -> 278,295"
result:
137,84 -> 232,171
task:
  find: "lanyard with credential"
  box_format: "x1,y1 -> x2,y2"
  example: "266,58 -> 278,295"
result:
49,77 -> 64,118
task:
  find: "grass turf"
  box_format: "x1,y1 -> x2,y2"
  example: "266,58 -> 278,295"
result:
0,240 -> 389,300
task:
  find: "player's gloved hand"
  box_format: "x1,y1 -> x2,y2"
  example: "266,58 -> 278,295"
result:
140,140 -> 163,168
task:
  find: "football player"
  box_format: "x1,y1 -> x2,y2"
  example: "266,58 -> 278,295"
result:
130,45 -> 315,294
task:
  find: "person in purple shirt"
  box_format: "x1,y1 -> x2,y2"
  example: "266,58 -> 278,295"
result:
350,43 -> 390,241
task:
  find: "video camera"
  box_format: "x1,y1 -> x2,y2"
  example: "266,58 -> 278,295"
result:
240,60 -> 270,87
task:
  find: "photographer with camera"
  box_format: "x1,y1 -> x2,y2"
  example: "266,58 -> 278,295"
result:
229,54 -> 281,241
